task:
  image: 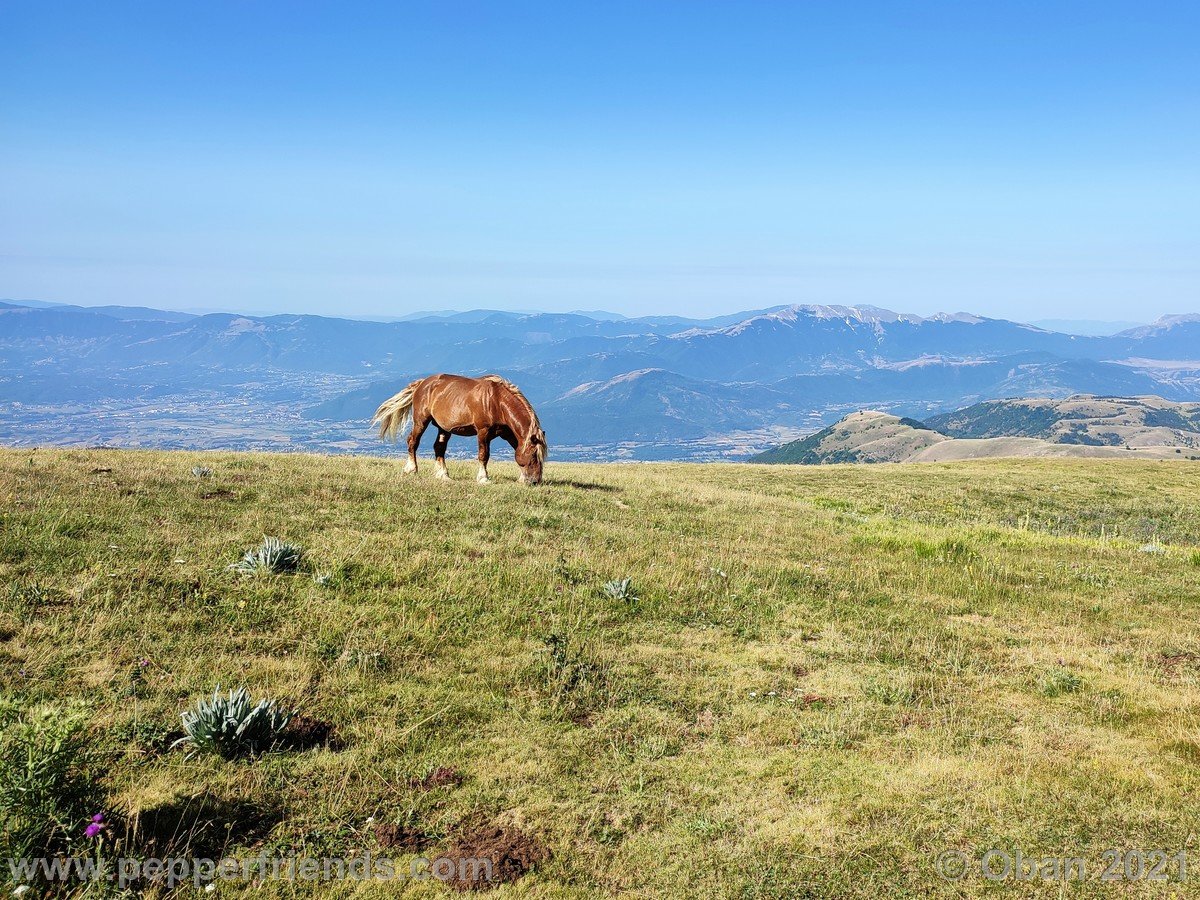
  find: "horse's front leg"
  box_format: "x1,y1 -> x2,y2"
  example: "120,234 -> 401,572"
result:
476,433 -> 491,484
433,429 -> 451,480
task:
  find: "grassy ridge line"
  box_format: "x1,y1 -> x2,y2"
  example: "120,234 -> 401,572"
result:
2,449 -> 1200,897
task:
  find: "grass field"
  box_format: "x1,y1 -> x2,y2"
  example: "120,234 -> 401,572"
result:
3,448 -> 1200,897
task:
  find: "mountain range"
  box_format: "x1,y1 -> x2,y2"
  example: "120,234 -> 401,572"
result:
2,298 -> 1200,460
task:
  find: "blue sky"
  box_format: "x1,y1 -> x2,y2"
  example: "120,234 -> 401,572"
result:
2,1 -> 1197,321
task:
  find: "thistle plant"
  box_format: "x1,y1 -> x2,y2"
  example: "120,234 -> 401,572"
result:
540,634 -> 606,713
601,578 -> 638,603
191,466 -> 213,478
0,701 -> 99,860
173,686 -> 292,758
228,536 -> 303,576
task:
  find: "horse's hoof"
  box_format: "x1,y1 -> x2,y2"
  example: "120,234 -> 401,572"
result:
435,469 -> 450,481
476,473 -> 490,484
403,461 -> 417,475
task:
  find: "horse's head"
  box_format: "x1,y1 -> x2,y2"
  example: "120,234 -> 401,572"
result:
516,429 -> 547,485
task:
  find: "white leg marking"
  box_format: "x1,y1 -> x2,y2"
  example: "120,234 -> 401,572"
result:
518,471 -> 529,484
435,458 -> 450,480
476,464 -> 490,484
404,455 -> 417,474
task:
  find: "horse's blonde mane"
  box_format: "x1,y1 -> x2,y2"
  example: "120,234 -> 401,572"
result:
483,374 -> 547,461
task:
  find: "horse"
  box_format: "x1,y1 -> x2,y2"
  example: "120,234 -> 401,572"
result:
372,374 -> 547,485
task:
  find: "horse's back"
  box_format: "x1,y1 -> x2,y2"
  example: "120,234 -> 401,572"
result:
420,373 -> 500,429
423,373 -> 497,392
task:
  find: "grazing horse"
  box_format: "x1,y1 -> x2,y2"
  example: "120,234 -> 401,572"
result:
373,374 -> 547,485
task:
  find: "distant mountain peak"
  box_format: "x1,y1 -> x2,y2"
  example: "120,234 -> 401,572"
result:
561,367 -> 673,398
225,317 -> 266,335
1116,314 -> 1200,339
927,311 -> 986,325
762,304 -> 922,326
675,304 -> 998,339
1147,314 -> 1200,330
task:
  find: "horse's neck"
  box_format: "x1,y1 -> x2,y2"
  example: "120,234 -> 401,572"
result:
496,392 -> 532,443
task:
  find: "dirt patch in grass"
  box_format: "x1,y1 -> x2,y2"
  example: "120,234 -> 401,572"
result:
200,488 -> 237,500
439,825 -> 550,891
279,714 -> 344,751
374,822 -> 432,851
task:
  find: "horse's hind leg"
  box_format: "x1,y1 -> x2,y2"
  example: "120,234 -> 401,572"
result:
406,415 -> 430,474
433,428 -> 451,480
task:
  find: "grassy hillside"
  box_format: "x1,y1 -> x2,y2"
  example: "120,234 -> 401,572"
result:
3,449 -> 1200,897
926,396 -> 1200,448
751,411 -> 942,464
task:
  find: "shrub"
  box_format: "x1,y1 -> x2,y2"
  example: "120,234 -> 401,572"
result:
173,687 -> 292,758
0,700 -> 99,860
228,536 -> 303,576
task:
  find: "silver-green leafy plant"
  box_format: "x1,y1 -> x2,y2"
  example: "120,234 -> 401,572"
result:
191,466 -> 213,478
228,536 -> 303,576
601,578 -> 638,603
173,686 -> 292,758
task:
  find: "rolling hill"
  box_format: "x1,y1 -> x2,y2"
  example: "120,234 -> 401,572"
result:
752,411 -> 945,464
753,396 -> 1200,464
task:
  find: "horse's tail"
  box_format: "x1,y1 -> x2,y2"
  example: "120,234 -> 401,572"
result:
372,379 -> 422,442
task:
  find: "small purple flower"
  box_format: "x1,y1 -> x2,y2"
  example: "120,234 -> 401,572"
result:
138,659 -> 150,668
85,813 -> 105,839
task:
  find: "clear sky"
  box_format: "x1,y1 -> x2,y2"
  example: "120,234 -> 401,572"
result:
2,1 -> 1197,321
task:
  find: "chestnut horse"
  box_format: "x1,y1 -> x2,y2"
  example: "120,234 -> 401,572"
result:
373,374 -> 547,485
